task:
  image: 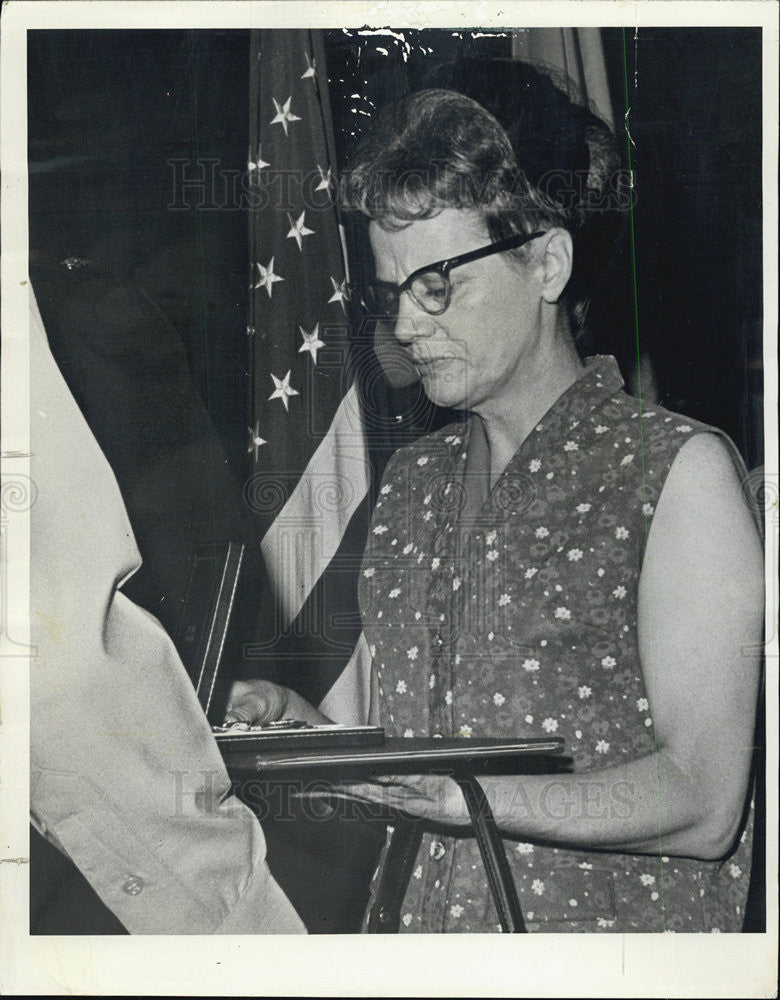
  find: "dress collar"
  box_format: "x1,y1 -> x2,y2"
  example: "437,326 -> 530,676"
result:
452,355 -> 625,520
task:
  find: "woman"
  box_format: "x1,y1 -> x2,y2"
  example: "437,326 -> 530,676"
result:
228,77 -> 764,932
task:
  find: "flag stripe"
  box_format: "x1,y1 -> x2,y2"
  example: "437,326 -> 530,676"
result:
260,382 -> 369,627
318,631 -> 373,725
244,489 -> 372,706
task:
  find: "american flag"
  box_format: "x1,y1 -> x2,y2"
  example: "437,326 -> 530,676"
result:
245,29 -> 372,722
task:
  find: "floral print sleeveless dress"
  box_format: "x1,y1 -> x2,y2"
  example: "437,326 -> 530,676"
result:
358,356 -> 755,933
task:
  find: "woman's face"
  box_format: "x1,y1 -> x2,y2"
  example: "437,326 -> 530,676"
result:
369,208 -> 545,421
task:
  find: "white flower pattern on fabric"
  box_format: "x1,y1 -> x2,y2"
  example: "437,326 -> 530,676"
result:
360,356 -> 753,934
531,879 -> 545,895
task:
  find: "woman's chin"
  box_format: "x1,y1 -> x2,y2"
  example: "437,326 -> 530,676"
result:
419,367 -> 467,410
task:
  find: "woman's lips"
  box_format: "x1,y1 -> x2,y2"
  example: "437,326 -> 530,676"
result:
412,354 -> 460,367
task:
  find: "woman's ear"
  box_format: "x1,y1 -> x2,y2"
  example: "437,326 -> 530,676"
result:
539,228 -> 574,304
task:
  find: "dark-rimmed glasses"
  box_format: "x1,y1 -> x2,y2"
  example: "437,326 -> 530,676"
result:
362,231 -> 545,319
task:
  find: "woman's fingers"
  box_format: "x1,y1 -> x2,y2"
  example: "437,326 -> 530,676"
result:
224,679 -> 289,725
320,778 -> 435,813
322,774 -> 472,825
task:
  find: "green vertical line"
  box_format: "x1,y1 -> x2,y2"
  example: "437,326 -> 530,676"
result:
621,26 -> 667,930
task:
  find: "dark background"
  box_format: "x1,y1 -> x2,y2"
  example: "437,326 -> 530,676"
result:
27,27 -> 764,934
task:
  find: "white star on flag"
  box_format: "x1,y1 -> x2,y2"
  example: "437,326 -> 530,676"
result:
270,96 -> 301,136
268,370 -> 300,411
301,53 -> 316,79
248,422 -> 267,461
252,257 -> 284,297
315,164 -> 333,193
286,210 -> 315,250
298,323 -> 325,364
248,144 -> 270,174
328,275 -> 350,313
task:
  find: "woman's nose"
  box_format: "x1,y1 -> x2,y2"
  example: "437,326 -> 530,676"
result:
393,293 -> 434,345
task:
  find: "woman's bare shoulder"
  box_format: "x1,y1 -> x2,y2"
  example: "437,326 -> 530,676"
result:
644,431 -> 763,601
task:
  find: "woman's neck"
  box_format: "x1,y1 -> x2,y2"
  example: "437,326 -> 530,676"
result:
475,334 -> 583,488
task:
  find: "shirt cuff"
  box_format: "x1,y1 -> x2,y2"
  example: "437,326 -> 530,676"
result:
211,861 -> 306,934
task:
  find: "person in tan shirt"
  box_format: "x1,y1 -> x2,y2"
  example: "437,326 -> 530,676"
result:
29,289 -> 304,934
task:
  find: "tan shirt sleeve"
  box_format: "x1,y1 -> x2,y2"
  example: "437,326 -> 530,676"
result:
29,289 -> 304,935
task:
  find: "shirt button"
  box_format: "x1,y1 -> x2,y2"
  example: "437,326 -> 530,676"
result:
430,840 -> 446,861
122,875 -> 145,896
377,906 -> 391,924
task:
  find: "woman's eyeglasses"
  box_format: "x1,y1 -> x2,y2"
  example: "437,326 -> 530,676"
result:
361,231 -> 545,319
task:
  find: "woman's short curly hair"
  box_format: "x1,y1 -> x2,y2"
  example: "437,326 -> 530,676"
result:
339,60 -> 628,337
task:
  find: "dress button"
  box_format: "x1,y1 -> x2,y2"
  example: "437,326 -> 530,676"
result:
430,840 -> 446,861
377,907 -> 391,924
122,875 -> 145,896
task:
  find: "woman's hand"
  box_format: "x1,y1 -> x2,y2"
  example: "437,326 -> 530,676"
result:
224,679 -> 289,725
224,679 -> 334,728
326,773 -> 472,827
